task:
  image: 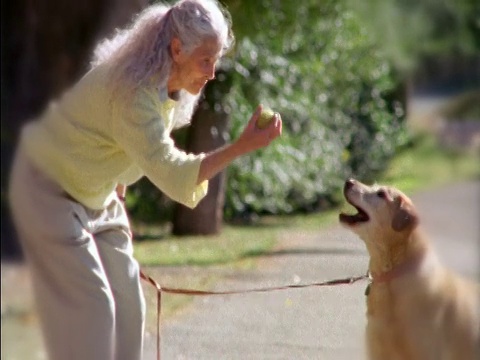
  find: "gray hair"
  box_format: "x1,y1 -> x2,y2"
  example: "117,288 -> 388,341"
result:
91,0 -> 234,128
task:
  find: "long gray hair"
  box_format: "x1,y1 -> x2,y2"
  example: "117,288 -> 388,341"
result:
91,0 -> 234,128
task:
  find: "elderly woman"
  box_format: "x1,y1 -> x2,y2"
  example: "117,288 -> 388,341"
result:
8,0 -> 282,359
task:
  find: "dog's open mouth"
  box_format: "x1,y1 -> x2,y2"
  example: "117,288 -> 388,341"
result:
339,199 -> 369,225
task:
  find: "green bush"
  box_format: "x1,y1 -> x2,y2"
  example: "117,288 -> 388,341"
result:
222,0 -> 408,219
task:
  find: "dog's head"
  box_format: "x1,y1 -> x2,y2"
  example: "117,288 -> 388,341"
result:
339,179 -> 419,243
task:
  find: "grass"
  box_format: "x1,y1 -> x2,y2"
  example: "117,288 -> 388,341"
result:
135,226 -> 277,267
134,205 -> 340,269
382,134 -> 479,194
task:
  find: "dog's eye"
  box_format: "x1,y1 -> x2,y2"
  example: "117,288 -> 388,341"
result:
376,190 -> 387,199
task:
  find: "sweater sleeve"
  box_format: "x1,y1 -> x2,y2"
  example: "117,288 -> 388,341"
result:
112,87 -> 208,209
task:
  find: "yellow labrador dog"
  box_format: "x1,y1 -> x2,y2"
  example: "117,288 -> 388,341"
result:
339,179 -> 480,360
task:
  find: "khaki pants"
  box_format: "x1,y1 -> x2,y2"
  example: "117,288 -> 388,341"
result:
8,150 -> 146,360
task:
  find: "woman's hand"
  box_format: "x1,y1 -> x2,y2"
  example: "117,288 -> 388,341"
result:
236,105 -> 282,153
196,105 -> 282,184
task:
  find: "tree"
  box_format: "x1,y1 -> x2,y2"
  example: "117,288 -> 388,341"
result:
171,102 -> 229,235
349,0 -> 480,84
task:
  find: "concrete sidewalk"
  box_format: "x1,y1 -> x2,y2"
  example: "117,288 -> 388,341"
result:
144,180 -> 480,360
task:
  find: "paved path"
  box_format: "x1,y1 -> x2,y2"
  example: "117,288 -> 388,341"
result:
144,180 -> 480,359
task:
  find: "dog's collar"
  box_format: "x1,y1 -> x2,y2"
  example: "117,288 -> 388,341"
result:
369,250 -> 426,284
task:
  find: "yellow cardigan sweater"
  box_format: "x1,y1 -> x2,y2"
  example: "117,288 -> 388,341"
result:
20,63 -> 208,210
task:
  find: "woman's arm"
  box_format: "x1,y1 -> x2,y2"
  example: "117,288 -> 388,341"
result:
197,105 -> 282,184
112,86 -> 210,208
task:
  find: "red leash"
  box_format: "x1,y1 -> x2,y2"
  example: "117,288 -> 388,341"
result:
140,270 -> 369,360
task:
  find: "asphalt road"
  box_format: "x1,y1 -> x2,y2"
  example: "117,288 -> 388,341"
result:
144,180 -> 480,360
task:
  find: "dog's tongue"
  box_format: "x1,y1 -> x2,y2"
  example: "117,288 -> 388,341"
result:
339,208 -> 369,224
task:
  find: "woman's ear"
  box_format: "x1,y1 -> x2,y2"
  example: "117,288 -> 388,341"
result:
170,37 -> 183,62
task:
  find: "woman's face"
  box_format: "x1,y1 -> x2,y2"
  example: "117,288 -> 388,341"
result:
170,36 -> 222,95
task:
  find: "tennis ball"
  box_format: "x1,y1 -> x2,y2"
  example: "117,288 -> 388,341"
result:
256,108 -> 276,129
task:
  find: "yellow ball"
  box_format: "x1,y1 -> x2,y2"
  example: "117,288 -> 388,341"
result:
257,108 -> 276,129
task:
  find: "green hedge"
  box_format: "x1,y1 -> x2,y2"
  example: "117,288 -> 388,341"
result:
221,1 -> 408,219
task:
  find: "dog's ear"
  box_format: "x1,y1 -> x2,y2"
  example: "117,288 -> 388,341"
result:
392,196 -> 418,232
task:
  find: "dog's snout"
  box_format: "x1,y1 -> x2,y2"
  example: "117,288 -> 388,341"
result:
344,178 -> 356,191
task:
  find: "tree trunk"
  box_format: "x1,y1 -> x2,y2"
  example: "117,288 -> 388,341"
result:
1,0 -> 145,260
172,102 -> 230,235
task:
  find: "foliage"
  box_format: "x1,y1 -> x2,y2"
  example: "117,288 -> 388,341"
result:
348,0 -> 480,72
220,0 -> 408,219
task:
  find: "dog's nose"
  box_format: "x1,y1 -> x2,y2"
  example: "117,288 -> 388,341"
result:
344,178 -> 356,191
